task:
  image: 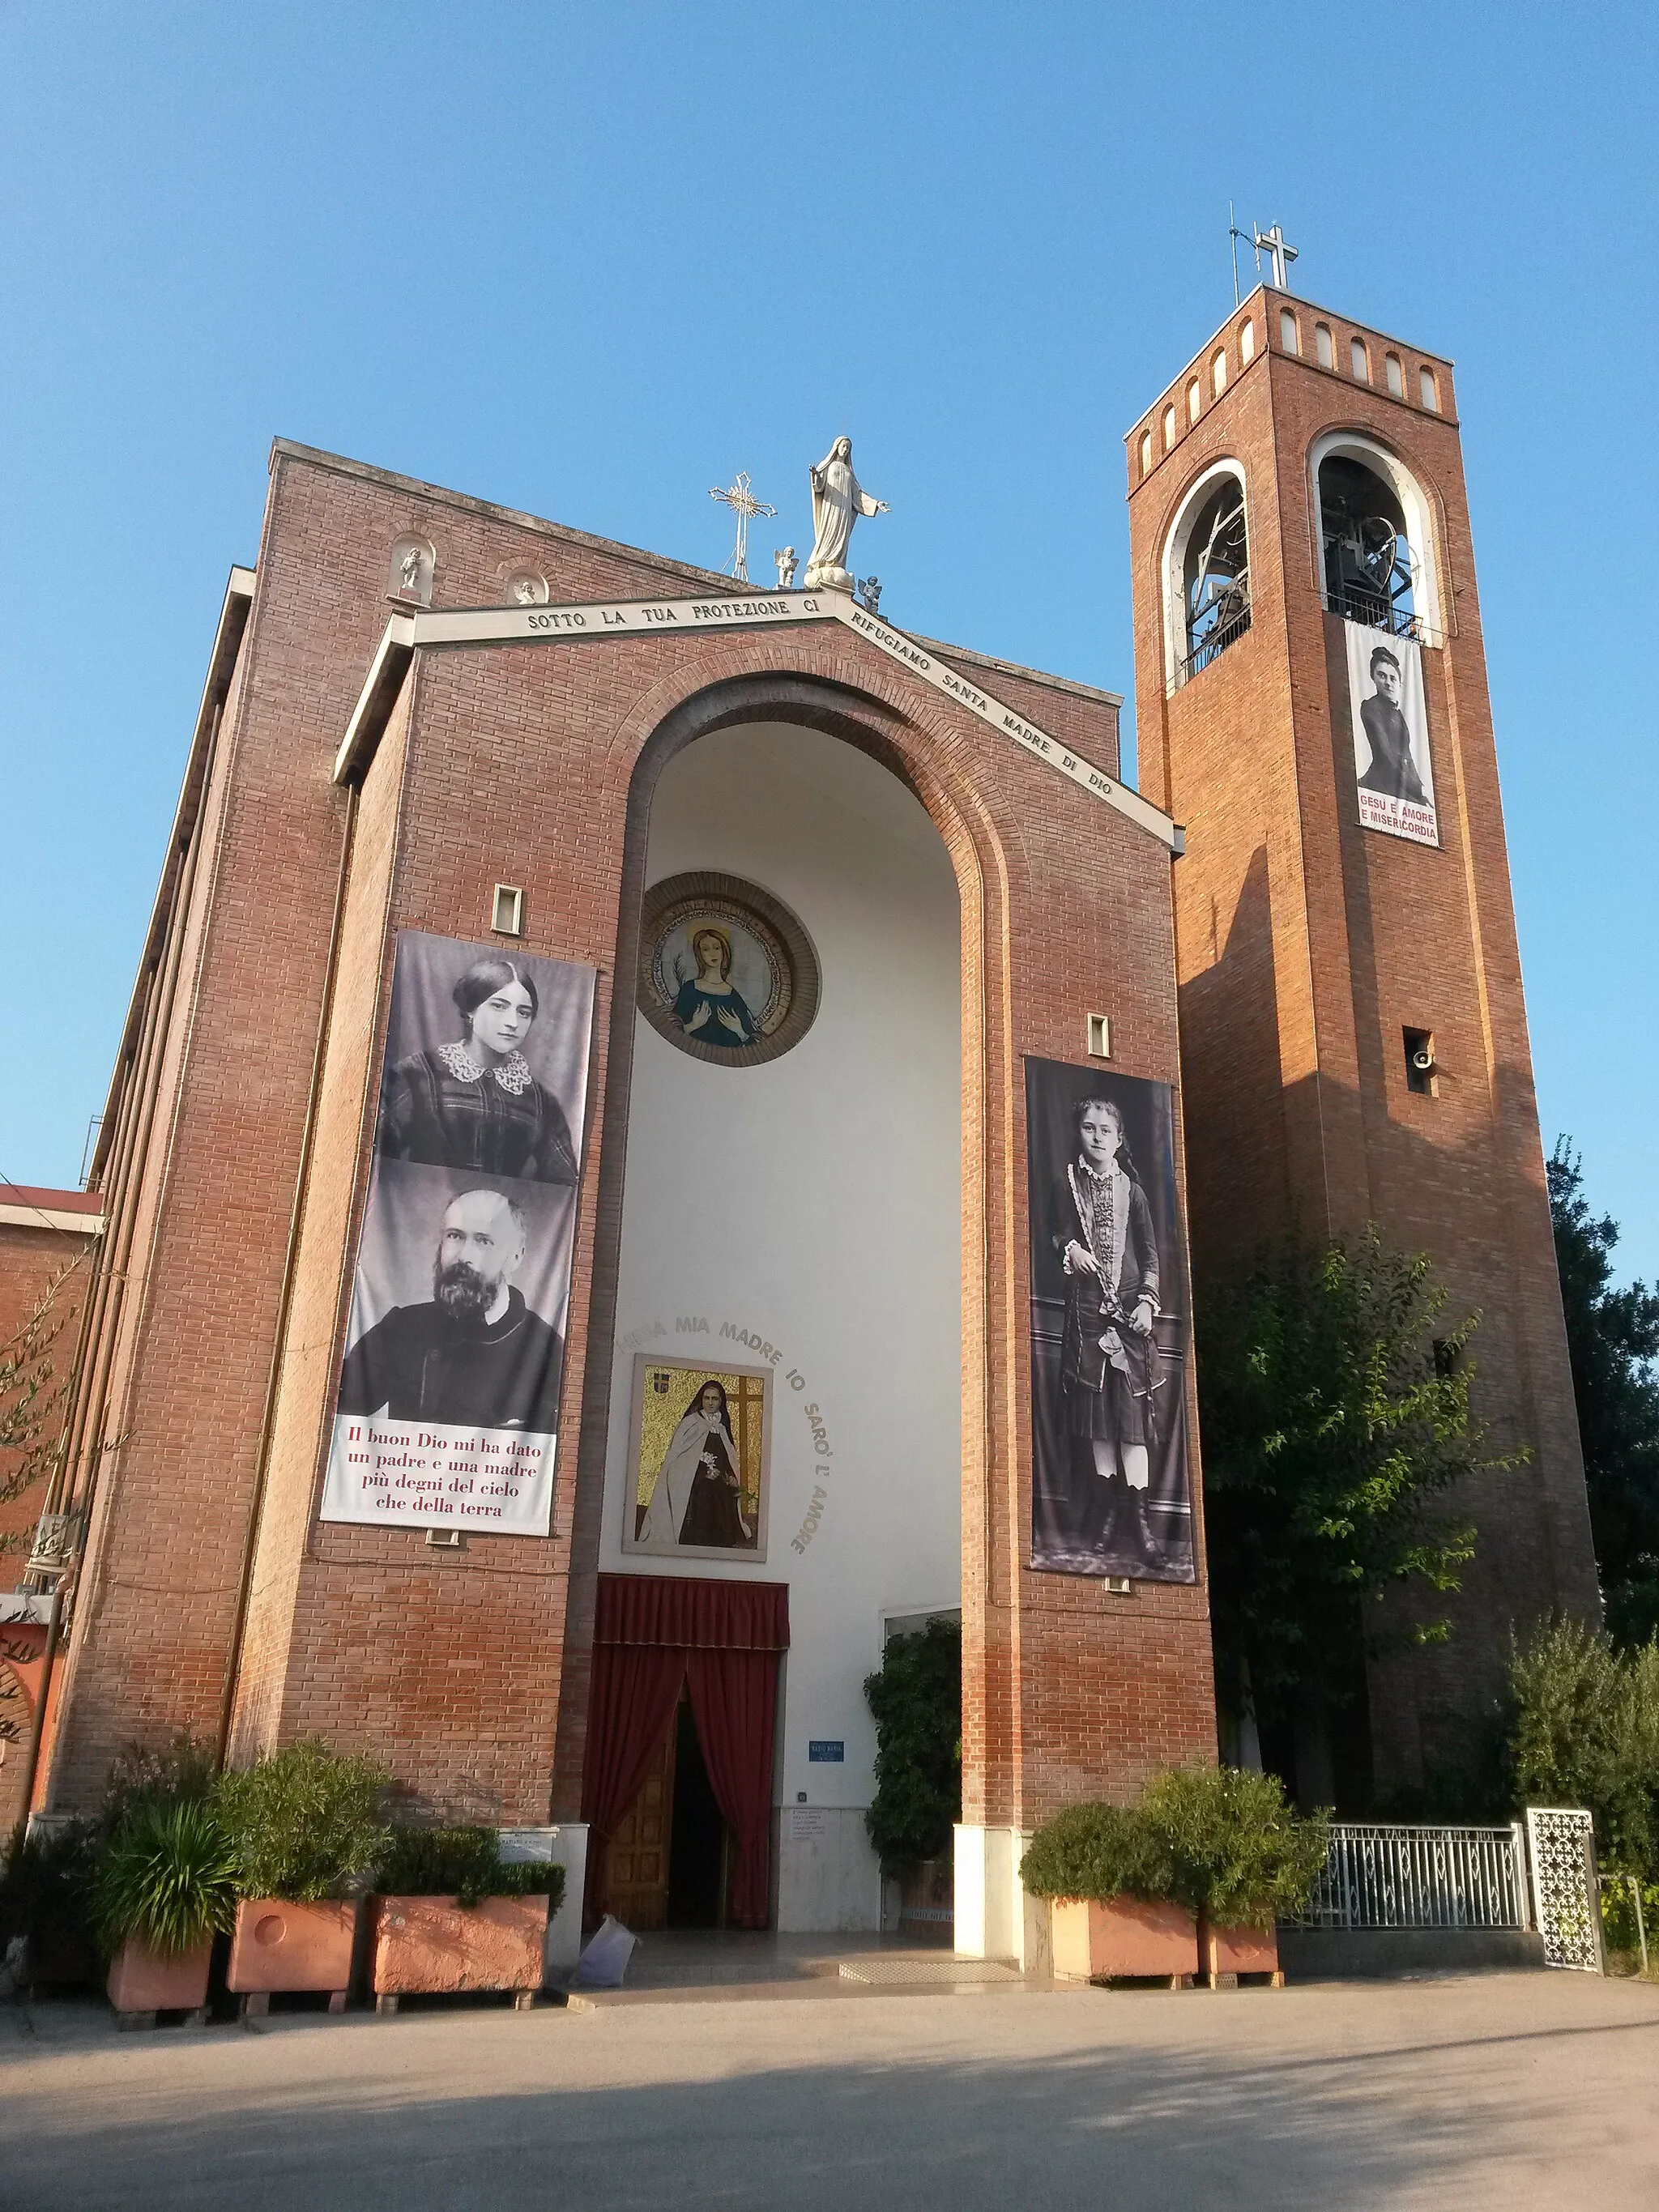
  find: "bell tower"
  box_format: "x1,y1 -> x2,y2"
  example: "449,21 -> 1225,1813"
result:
1126,282 -> 1599,1791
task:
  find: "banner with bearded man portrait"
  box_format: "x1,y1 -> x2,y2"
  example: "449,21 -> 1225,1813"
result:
321,929 -> 596,1535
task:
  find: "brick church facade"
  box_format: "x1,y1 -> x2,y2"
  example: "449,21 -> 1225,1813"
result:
15,283 -> 1597,1950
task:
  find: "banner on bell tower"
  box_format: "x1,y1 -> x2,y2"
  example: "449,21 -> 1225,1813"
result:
1344,620 -> 1438,848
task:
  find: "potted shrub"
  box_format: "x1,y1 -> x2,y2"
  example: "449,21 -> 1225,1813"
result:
0,1816 -> 102,1993
216,1740 -> 390,2015
91,1799 -> 239,2027
864,1618 -> 962,1942
1140,1765 -> 1329,1987
371,1827 -> 564,2014
1021,1801 -> 1197,1984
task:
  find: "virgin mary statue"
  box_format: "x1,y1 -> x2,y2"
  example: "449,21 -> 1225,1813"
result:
804,437 -> 888,592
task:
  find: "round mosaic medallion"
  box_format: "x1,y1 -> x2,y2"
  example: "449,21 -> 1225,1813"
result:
638,872 -> 819,1068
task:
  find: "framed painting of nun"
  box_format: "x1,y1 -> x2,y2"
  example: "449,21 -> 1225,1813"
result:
622,1353 -> 774,1562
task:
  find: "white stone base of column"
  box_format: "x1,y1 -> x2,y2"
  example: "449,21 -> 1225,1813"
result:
498,1822 -> 588,1976
953,1824 -> 1051,1972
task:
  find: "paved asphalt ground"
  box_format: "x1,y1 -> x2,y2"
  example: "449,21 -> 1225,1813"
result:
3,1971 -> 1657,2210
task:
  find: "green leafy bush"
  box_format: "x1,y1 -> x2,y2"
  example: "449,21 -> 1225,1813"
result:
1141,1766 -> 1330,1928
1200,1232 -> 1505,1733
1019,1801 -> 1175,1905
90,1799 -> 239,1958
1,1734 -> 220,1970
1600,1874 -> 1659,1962
863,1617 -> 961,1870
216,1740 -> 391,1902
100,1733 -> 217,1831
1508,1620 -> 1659,1879
376,1826 -> 564,1913
0,1817 -> 100,1957
1021,1767 -> 1329,1928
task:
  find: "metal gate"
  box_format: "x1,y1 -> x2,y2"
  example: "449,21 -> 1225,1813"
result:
1525,1807 -> 1602,1972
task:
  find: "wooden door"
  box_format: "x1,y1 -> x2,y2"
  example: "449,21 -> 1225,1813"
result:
603,1715 -> 677,1929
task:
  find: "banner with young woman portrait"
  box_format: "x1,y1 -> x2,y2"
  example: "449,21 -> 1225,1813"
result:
319,930 -> 595,1536
1346,620 -> 1437,847
1026,1057 -> 1196,1584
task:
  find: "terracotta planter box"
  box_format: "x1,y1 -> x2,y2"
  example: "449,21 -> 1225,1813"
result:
1050,1897 -> 1198,1984
371,1894 -> 548,2013
228,1899 -> 359,2012
1200,1916 -> 1283,1985
107,1936 -> 212,2022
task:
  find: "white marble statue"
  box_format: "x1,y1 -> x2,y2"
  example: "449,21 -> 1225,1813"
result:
774,545 -> 798,589
804,438 -> 887,593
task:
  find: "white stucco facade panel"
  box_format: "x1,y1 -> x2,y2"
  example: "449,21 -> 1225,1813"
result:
774,1806 -> 883,1933
599,722 -> 962,1919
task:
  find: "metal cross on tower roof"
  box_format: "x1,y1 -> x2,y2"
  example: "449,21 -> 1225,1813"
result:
1253,222 -> 1298,290
708,471 -> 778,584
1229,206 -> 1301,302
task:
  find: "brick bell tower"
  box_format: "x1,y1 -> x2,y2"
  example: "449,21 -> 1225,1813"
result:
1125,279 -> 1599,1794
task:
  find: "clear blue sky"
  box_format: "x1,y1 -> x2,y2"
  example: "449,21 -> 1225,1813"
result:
2,3 -> 1653,1284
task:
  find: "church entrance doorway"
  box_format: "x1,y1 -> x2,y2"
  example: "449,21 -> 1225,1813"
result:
666,1694 -> 730,1927
580,1575 -> 788,1931
600,1691 -> 736,1931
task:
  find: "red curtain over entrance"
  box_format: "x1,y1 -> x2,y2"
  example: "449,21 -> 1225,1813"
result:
684,1647 -> 781,1929
581,1575 -> 789,1929
578,1642 -> 688,1926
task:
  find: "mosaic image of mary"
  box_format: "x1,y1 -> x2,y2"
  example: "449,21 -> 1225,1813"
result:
672,927 -> 758,1051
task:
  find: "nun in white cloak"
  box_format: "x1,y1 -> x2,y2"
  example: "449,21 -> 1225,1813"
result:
642,1378 -> 752,1549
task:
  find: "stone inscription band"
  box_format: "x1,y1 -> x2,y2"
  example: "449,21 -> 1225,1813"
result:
340,590 -> 1182,853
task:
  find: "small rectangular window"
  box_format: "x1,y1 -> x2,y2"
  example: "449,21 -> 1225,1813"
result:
492,884 -> 525,936
1162,404 -> 1177,448
1086,1013 -> 1113,1061
1351,337 -> 1370,381
1240,318 -> 1256,364
1280,308 -> 1299,354
1420,366 -> 1439,411
1316,322 -> 1334,369
1213,348 -> 1227,396
1385,352 -> 1405,398
1188,377 -> 1201,423
1139,431 -> 1153,477
1404,1026 -> 1436,1096
1432,1337 -> 1462,1379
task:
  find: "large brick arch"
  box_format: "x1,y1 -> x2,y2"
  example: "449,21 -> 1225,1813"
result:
547,665 -> 1021,1827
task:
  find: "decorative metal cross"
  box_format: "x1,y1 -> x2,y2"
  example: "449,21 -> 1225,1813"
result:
1252,223 -> 1298,290
1228,207 -> 1300,301
708,471 -> 778,583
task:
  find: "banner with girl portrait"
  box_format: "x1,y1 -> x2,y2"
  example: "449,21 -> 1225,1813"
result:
1026,1057 -> 1196,1584
320,930 -> 595,1536
1345,619 -> 1438,847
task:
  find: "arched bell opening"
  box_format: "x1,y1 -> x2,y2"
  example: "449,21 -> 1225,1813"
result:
1161,462 -> 1252,693
1311,432 -> 1444,642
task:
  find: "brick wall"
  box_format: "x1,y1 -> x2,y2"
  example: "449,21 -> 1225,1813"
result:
49,445 -> 1217,1834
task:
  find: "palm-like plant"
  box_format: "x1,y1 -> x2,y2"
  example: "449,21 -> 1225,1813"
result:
91,1799 -> 239,1958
